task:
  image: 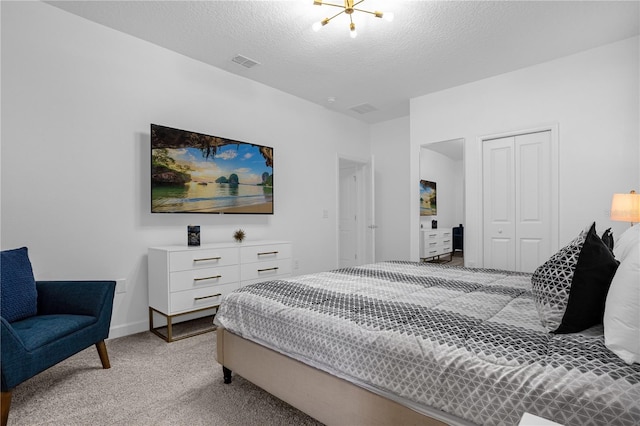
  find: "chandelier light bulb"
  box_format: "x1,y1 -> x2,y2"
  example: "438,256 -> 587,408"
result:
350,22 -> 357,38
383,12 -> 394,22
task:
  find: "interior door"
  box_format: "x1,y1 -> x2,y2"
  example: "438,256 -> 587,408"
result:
339,166 -> 358,268
482,131 -> 552,272
483,137 -> 516,270
364,156 -> 376,264
514,131 -> 551,272
338,157 -> 376,268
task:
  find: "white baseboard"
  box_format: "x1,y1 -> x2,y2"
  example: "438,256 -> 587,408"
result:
108,319 -> 148,339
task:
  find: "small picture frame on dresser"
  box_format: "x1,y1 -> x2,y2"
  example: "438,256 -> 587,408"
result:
187,225 -> 200,246
431,220 -> 438,229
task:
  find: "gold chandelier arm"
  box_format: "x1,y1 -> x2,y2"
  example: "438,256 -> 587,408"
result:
353,8 -> 375,15
315,1 -> 346,9
324,8 -> 347,23
315,0 -> 365,10
353,8 -> 387,19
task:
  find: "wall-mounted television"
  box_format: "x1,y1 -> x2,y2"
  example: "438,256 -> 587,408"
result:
151,124 -> 273,214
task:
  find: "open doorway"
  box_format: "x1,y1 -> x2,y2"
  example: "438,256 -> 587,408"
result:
420,139 -> 465,267
337,156 -> 375,268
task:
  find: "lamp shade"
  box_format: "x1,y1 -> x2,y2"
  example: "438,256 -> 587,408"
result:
610,192 -> 640,222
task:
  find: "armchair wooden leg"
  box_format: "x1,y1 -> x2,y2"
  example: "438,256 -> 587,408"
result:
1,390 -> 12,426
95,340 -> 111,369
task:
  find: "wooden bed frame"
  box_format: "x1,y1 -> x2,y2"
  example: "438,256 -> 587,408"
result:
216,327 -> 456,426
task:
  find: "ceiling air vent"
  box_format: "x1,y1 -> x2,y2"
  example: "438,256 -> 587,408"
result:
231,54 -> 260,69
349,103 -> 378,114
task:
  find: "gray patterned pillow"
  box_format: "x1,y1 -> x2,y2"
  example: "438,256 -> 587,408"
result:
531,228 -> 587,332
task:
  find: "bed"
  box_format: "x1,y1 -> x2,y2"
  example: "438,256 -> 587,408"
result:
214,226 -> 640,426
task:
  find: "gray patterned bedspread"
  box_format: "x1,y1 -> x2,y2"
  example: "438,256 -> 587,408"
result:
214,261 -> 640,426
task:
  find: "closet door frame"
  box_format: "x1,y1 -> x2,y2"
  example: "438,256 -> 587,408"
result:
476,124 -> 559,270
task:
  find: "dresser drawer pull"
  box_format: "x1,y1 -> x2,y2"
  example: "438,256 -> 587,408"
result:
193,275 -> 222,282
443,239 -> 451,243
257,267 -> 279,273
194,293 -> 222,301
257,251 -> 279,256
193,256 -> 222,262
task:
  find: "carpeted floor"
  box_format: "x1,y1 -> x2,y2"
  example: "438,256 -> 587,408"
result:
8,325 -> 323,426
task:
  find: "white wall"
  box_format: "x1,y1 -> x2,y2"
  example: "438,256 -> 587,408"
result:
409,36 -> 640,266
1,2 -> 371,337
419,148 -> 463,230
370,116 -> 411,261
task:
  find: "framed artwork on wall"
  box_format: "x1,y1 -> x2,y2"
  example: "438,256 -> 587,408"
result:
420,180 -> 437,216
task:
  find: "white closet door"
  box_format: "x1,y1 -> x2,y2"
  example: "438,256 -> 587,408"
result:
483,131 -> 552,272
515,132 -> 551,272
483,137 -> 516,271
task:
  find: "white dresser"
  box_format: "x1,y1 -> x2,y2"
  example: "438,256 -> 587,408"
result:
420,228 -> 453,260
148,240 -> 292,341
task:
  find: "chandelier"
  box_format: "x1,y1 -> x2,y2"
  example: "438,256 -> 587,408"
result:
312,0 -> 394,38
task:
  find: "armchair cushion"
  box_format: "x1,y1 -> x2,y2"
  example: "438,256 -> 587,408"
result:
1,247 -> 37,322
11,314 -> 96,351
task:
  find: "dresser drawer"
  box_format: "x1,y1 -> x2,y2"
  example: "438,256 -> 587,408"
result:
240,258 -> 292,282
240,243 -> 292,264
424,231 -> 440,242
169,247 -> 239,272
424,240 -> 439,250
424,247 -> 441,257
169,265 -> 239,293
169,282 -> 238,314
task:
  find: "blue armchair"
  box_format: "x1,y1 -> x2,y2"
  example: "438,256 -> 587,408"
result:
0,248 -> 115,426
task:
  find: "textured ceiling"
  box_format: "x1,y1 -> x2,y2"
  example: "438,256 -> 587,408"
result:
47,1 -> 639,124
